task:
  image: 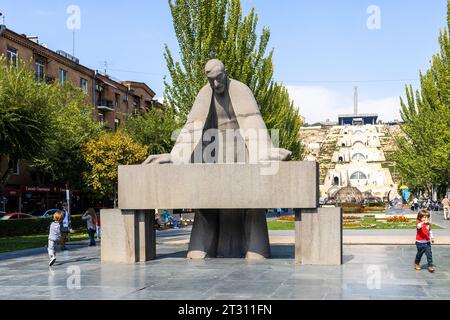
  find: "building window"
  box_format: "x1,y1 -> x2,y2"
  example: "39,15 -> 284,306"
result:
98,113 -> 105,125
35,61 -> 45,82
352,153 -> 366,161
7,47 -> 18,67
350,171 -> 368,180
115,93 -> 120,109
8,160 -> 20,175
133,100 -> 139,116
13,161 -> 19,175
115,118 -> 120,130
59,68 -> 68,84
80,78 -> 88,92
333,177 -> 340,186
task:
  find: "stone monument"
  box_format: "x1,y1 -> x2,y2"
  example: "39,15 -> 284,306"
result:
100,59 -> 343,266
144,59 -> 291,260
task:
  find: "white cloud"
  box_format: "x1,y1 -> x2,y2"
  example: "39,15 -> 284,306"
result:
286,86 -> 347,124
359,97 -> 402,122
286,85 -> 402,124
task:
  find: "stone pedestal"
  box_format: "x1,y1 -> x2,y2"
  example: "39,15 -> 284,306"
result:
100,162 -> 343,265
295,207 -> 343,265
101,209 -> 155,263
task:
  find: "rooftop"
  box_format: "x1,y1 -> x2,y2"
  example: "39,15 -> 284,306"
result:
338,114 -> 379,118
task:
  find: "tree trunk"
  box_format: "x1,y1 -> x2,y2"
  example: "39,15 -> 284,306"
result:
426,184 -> 431,198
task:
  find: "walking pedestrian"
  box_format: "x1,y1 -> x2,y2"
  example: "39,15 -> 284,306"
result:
413,196 -> 419,211
60,202 -> 71,250
82,208 -> 97,246
48,211 -> 64,267
441,195 -> 450,220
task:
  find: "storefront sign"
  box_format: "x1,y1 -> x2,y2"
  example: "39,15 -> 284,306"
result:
23,186 -> 66,193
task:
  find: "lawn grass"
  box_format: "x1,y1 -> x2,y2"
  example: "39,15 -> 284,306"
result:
0,232 -> 90,254
267,220 -> 295,230
343,217 -> 442,230
267,217 -> 442,231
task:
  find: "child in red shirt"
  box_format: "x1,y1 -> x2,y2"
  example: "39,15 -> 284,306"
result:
415,210 -> 435,272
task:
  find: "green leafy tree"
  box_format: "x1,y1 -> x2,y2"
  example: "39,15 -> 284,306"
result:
82,131 -> 148,206
124,107 -> 178,155
164,0 -> 303,159
392,1 -> 450,191
33,83 -> 102,190
0,57 -> 53,192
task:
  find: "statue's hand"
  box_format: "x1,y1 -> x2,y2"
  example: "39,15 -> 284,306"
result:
270,148 -> 292,161
143,154 -> 172,165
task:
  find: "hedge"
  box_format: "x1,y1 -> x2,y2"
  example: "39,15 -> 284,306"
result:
365,202 -> 385,207
0,215 -> 86,238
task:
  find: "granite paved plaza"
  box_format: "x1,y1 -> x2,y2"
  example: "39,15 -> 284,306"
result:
1,232 -> 450,300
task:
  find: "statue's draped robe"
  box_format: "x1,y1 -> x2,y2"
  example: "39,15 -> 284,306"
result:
171,80 -> 273,258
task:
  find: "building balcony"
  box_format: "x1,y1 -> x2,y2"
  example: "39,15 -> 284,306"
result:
45,75 -> 55,84
97,100 -> 114,112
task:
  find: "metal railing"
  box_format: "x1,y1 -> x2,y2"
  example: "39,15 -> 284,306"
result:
97,100 -> 114,110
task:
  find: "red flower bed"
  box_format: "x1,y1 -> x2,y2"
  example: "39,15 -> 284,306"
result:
386,216 -> 409,223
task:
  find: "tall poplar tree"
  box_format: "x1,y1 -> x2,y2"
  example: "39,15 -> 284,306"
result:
164,0 -> 303,159
392,1 -> 450,191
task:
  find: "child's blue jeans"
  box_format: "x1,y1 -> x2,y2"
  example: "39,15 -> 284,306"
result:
415,242 -> 433,266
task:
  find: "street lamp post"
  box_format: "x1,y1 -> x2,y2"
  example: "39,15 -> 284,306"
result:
65,183 -> 71,231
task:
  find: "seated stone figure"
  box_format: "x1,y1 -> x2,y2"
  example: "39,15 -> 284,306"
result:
144,58 -> 291,260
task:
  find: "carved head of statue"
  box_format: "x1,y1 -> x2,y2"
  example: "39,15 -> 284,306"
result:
205,59 -> 228,95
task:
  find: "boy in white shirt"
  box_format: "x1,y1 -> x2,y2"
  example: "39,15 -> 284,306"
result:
48,211 -> 64,266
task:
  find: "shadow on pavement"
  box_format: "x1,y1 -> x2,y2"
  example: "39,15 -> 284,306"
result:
152,245 -> 297,260
0,241 -> 96,262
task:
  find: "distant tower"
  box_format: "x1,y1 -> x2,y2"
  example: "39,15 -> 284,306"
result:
354,86 -> 358,115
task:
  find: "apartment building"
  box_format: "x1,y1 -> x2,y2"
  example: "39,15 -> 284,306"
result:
0,25 -> 157,129
0,25 -> 159,213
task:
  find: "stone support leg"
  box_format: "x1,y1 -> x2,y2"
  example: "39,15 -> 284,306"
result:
136,210 -> 156,262
295,207 -> 343,265
101,209 -> 156,263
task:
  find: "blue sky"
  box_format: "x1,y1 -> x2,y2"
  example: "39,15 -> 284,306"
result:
0,0 -> 447,122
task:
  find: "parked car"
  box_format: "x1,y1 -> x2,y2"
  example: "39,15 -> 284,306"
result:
39,209 -> 64,219
0,211 -> 6,218
1,213 -> 35,220
27,208 -> 43,217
